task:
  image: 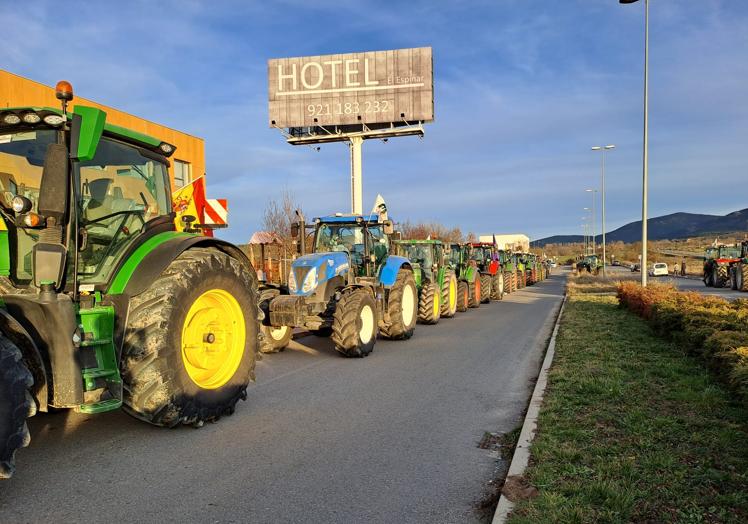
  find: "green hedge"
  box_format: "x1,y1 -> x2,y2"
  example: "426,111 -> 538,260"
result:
617,282 -> 748,400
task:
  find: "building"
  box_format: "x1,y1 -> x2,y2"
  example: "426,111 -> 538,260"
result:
1,69 -> 204,193
478,234 -> 530,252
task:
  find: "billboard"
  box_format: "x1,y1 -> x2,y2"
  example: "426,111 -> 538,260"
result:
268,47 -> 433,128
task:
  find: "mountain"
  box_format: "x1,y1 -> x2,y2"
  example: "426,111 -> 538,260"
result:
534,208 -> 748,246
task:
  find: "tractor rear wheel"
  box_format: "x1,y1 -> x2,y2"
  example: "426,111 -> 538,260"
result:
511,272 -> 517,292
739,262 -> 748,292
502,272 -> 511,295
122,248 -> 259,427
491,273 -> 504,300
0,335 -> 35,479
468,277 -> 481,308
380,270 -> 417,340
715,265 -> 729,288
480,274 -> 491,304
418,282 -> 440,324
441,271 -> 458,318
331,289 -> 377,357
259,288 -> 291,353
456,280 -> 469,312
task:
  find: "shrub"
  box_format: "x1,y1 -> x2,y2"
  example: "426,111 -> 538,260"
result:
617,282 -> 748,400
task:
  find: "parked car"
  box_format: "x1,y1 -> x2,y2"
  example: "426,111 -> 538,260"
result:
631,263 -> 641,272
649,262 -> 668,277
612,260 -> 620,266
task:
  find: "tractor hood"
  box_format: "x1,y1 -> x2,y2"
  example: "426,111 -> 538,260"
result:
289,251 -> 350,296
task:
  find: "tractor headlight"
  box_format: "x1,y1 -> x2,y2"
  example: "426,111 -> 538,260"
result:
288,270 -> 297,292
22,112 -> 41,124
301,266 -> 318,293
43,114 -> 65,126
11,195 -> 32,214
2,114 -> 21,125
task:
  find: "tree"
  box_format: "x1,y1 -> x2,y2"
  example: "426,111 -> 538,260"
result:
260,188 -> 302,252
399,220 -> 464,242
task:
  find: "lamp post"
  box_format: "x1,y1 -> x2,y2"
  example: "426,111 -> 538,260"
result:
620,0 -> 649,287
585,190 -> 597,255
591,145 -> 615,276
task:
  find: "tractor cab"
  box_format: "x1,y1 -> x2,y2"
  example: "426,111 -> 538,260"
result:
468,242 -> 500,275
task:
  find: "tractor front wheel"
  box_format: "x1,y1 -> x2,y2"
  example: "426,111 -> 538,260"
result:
468,277 -> 481,308
122,248 -> 259,427
418,282 -> 440,324
480,274 -> 491,304
0,335 -> 35,479
259,288 -> 291,353
740,262 -> 748,292
491,273 -> 504,301
456,281 -> 469,313
331,289 -> 377,357
441,271 -> 458,318
380,270 -> 417,340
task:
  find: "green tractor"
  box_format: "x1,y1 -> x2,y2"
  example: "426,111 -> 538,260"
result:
448,243 -> 482,309
502,251 -> 518,293
392,239 -> 458,323
516,253 -> 527,288
730,241 -> 748,292
0,84 -> 259,478
576,254 -> 601,275
703,244 -> 742,289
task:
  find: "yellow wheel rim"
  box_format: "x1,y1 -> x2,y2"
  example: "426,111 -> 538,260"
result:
433,290 -> 440,318
181,288 -> 246,389
448,278 -> 457,310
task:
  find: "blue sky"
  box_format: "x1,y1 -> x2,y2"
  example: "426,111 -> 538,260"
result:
4,0 -> 747,243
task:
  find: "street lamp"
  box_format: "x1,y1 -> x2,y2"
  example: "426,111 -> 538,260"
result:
585,189 -> 597,255
620,0 -> 649,287
591,145 -> 615,276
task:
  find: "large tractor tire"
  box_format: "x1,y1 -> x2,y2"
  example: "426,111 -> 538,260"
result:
502,272 -> 512,295
715,265 -> 730,288
121,248 -> 259,428
418,282 -> 441,325
259,288 -> 291,354
511,272 -> 518,292
491,272 -> 504,301
480,274 -> 491,304
380,270 -> 417,340
517,270 -> 525,289
331,288 -> 377,358
456,280 -> 469,313
731,267 -> 739,290
0,335 -> 36,479
740,263 -> 748,292
468,277 -> 481,308
441,271 -> 458,318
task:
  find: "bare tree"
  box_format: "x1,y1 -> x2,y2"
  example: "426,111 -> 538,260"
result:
399,220 -> 464,242
260,188 -> 302,251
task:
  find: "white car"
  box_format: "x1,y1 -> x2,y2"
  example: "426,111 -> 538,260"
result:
649,262 -> 669,277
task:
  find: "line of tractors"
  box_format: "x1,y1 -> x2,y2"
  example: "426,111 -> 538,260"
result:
257,212 -> 550,356
703,241 -> 748,291
0,83 -> 549,479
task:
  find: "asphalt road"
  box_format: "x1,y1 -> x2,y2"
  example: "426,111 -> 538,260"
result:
0,273 -> 565,524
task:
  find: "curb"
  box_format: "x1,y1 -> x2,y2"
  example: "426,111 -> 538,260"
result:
491,294 -> 568,524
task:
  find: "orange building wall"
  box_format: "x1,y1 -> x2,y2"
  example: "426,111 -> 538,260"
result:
0,69 -> 204,193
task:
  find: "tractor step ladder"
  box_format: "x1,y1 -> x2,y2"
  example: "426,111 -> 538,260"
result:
77,304 -> 123,414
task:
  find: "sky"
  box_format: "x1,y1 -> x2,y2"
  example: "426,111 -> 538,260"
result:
3,0 -> 747,243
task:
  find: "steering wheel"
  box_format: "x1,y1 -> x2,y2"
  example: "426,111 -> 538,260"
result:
84,209 -> 145,238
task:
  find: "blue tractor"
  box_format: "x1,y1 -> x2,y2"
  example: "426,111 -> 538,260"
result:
266,213 -> 418,357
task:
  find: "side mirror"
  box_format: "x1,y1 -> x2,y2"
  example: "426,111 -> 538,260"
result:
290,222 -> 300,238
37,143 -> 69,224
383,220 -> 394,235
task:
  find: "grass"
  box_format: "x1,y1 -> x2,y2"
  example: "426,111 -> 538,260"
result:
507,294 -> 748,523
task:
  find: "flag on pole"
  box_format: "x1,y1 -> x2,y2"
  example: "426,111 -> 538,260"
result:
370,194 -> 388,222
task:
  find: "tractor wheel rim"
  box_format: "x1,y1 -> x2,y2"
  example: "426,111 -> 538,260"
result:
359,304 -> 375,344
269,325 -> 289,341
402,283 -> 415,326
181,288 -> 246,389
433,291 -> 440,318
449,278 -> 457,310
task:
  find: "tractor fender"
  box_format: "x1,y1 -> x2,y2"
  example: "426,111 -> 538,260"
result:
119,236 -> 253,297
0,308 -> 48,411
378,256 -> 412,288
